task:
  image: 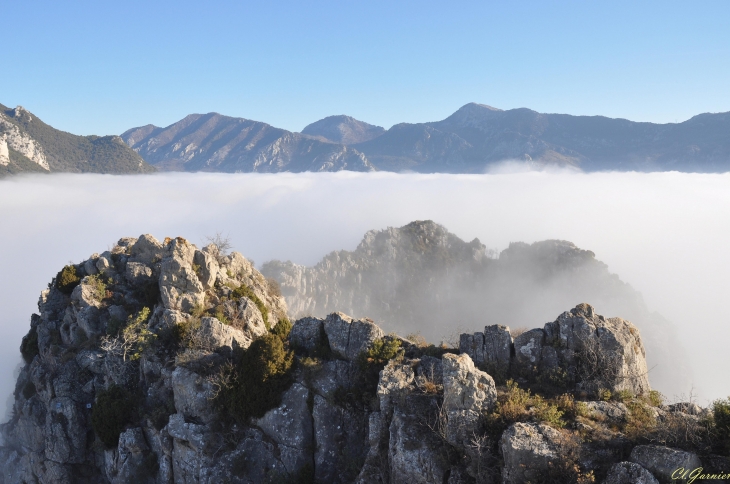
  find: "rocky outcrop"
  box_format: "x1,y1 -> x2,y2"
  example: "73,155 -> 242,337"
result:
460,303 -> 651,396
262,220 -> 691,398
0,233 -> 718,484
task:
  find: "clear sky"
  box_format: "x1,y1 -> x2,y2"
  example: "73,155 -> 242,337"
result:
2,0 -> 729,135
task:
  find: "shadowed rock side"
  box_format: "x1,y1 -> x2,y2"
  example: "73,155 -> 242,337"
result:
121,113 -> 374,173
261,220 -> 691,398
0,235 -> 728,483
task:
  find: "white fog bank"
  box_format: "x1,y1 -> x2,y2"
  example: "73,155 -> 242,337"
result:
0,171 -> 728,411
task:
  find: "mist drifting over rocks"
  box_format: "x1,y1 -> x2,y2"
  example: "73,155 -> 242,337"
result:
0,170 -> 729,408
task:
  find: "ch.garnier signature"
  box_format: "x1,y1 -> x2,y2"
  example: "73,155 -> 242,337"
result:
673,467 -> 730,482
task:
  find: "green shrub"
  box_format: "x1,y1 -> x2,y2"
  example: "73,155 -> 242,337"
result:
215,333 -> 294,424
270,318 -> 292,340
55,265 -> 81,294
20,328 -> 39,363
231,284 -> 270,330
532,395 -> 566,428
335,338 -> 402,410
91,385 -> 137,448
712,397 -> 730,455
87,274 -> 108,301
122,308 -> 156,361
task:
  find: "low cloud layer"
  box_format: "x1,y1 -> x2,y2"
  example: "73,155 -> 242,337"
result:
0,171 -> 728,410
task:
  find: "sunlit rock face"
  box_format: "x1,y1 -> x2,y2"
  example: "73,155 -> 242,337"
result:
0,233 -> 713,484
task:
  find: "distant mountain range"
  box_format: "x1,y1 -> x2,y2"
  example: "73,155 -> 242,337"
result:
123,103 -> 730,173
3,101 -> 729,175
0,103 -> 154,176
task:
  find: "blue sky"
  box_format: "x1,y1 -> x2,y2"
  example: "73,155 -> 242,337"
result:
2,0 -> 729,135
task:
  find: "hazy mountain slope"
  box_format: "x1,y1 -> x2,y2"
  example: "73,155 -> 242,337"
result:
0,103 -> 155,175
122,113 -> 374,172
301,115 -> 385,144
351,103 -> 730,172
261,220 -> 691,397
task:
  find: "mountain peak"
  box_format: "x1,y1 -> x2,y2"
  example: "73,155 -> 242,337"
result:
301,115 -> 385,145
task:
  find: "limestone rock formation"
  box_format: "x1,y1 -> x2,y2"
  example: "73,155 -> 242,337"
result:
262,220 -> 690,397
0,234 -> 722,484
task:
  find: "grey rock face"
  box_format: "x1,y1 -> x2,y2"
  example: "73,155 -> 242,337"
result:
441,353 -> 496,450
197,316 -> 252,350
604,461 -> 660,484
513,328 -> 545,374
289,317 -> 325,351
630,445 -> 702,483
324,312 -> 384,361
459,323 -> 513,374
160,237 -> 205,312
549,303 -> 651,395
171,367 -> 216,425
583,401 -> 629,423
500,422 -> 565,484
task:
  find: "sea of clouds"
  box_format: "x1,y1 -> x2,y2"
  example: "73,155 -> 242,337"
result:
1,170 -> 728,416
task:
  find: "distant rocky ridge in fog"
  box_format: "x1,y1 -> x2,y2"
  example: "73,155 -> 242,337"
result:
261,220 -> 691,397
123,103 -> 730,173
0,103 -> 154,176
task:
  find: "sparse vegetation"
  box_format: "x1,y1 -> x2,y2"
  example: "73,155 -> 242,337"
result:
55,265 -> 81,294
334,337 -> 402,409
712,397 -> 730,455
100,307 -> 156,361
91,385 -> 137,448
213,333 -> 294,424
270,318 -> 292,340
20,327 -> 39,363
230,284 -> 270,330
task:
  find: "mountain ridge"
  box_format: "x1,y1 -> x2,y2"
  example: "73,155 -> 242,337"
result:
123,102 -> 730,173
0,103 -> 155,176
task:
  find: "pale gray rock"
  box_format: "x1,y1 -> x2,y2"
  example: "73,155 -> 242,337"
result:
159,238 -> 205,312
171,367 -> 216,425
96,252 -> 113,273
630,445 -> 702,483
604,461 -> 660,484
71,277 -> 102,309
130,234 -> 163,265
513,328 -> 545,373
377,360 -> 415,417
197,316 -> 252,350
483,324 -> 512,371
290,316 -> 325,351
126,261 -> 154,285
83,256 -> 99,276
324,312 -> 384,361
388,401 -> 450,484
193,249 -> 219,290
441,353 -> 496,452
583,401 -> 629,422
500,422 -> 564,484
548,303 -> 651,395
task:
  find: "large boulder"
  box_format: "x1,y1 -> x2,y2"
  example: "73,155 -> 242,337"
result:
159,237 -> 205,312
545,304 -> 651,395
604,462 -> 660,484
171,367 -> 216,425
459,324 -> 512,374
500,422 -> 565,484
197,316 -> 252,350
254,383 -> 313,476
323,312 -> 384,361
629,445 -> 702,483
441,353 -> 496,450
